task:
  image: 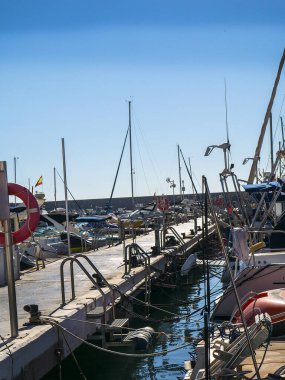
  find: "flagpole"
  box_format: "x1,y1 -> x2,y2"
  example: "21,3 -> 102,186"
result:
61,138 -> 71,257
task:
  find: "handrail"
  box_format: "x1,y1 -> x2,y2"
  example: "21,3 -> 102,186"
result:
60,257 -> 109,322
132,244 -> 151,306
75,254 -> 116,319
167,226 -> 186,257
123,243 -> 151,308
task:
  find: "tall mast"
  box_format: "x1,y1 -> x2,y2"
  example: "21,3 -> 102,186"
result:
54,167 -> 57,210
188,157 -> 194,196
270,113 -> 274,174
248,49 -> 285,183
177,144 -> 182,199
128,100 -> 135,209
61,138 -> 71,256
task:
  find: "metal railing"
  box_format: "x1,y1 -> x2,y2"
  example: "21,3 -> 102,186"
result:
162,226 -> 186,258
60,254 -> 116,321
124,243 -> 151,306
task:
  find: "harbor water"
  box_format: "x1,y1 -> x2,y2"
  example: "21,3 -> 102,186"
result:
43,252 -> 223,380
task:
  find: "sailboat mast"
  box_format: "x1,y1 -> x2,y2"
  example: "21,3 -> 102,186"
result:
248,49 -> 285,184
61,138 -> 71,257
270,113 -> 274,174
54,166 -> 57,210
177,144 -> 182,199
128,100 -> 135,209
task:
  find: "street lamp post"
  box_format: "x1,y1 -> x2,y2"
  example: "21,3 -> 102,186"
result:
166,178 -> 176,209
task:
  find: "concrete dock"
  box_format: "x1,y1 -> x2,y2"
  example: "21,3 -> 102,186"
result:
0,219 -> 213,380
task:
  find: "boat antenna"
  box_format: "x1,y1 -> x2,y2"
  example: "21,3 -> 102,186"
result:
224,78 -> 231,171
129,100 -> 135,210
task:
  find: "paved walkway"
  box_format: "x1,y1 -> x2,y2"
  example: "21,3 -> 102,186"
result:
0,220 -> 201,338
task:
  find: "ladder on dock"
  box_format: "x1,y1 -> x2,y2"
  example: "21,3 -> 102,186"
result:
162,226 -> 187,258
60,254 -> 130,347
60,254 -> 117,322
124,243 -> 151,309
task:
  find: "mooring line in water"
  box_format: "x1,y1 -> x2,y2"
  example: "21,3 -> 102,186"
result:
0,335 -> 14,380
42,314 -> 193,341
124,293 -> 194,318
112,285 -> 185,318
43,318 -> 193,358
60,328 -> 87,380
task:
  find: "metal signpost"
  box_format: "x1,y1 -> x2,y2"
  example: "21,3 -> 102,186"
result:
0,161 -> 18,337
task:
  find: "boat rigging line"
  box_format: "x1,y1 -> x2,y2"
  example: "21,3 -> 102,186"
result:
179,146 -> 201,205
55,168 -> 84,213
60,328 -> 87,380
43,318 -> 193,359
264,94 -> 285,174
108,127 -> 129,208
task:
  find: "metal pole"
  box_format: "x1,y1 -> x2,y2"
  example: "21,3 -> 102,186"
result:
279,141 -> 282,178
270,113 -> 274,174
128,101 -> 135,210
203,183 -> 210,380
54,167 -> 57,210
248,49 -> 285,183
61,138 -> 71,256
281,116 -> 285,149
204,176 -> 261,380
177,144 -> 182,199
13,157 -> 17,206
0,161 -> 18,337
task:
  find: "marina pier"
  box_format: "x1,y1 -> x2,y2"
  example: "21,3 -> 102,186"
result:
0,218 -> 212,380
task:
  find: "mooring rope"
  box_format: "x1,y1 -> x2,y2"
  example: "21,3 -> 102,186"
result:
44,318 -> 192,359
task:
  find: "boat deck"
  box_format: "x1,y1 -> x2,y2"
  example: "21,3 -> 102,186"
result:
240,340 -> 285,377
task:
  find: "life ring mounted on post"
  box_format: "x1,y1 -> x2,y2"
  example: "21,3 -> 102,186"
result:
0,183 -> 40,245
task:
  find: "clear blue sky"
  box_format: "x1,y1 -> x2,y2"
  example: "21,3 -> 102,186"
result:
1,0 -> 285,203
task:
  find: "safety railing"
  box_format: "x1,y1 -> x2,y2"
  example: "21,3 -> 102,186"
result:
124,243 -> 151,306
163,226 -> 187,258
60,254 -> 116,321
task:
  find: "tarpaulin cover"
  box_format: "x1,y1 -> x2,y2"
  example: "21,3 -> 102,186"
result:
242,181 -> 281,193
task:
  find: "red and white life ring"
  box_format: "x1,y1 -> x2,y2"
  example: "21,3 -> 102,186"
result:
0,183 -> 40,245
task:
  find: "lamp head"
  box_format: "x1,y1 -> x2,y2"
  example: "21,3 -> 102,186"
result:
204,146 -> 215,156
